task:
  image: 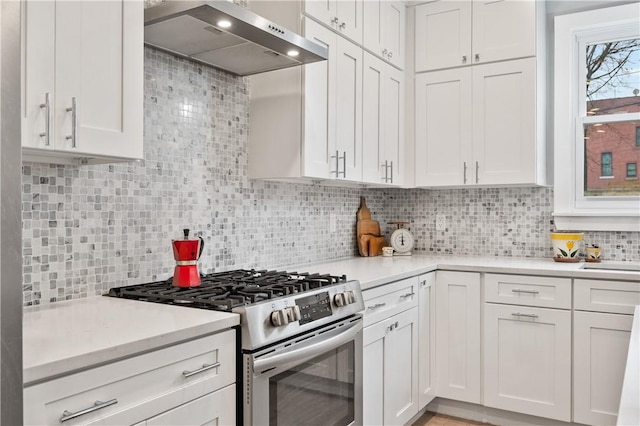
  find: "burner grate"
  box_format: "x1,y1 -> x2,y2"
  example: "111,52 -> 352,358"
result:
107,269 -> 348,311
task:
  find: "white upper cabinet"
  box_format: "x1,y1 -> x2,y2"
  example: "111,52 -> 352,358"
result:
415,58 -> 541,187
363,0 -> 406,69
362,53 -> 404,186
415,0 -> 536,72
22,0 -> 143,164
305,0 -> 363,44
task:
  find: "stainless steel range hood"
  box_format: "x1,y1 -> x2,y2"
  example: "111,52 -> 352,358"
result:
144,1 -> 328,76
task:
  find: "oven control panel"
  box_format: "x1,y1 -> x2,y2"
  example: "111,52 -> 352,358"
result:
269,289 -> 359,327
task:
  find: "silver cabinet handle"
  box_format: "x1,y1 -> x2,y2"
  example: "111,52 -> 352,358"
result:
512,289 -> 540,295
331,17 -> 339,25
331,150 -> 340,176
340,151 -> 346,178
388,51 -> 393,59
463,161 -> 467,184
382,48 -> 388,57
400,292 -> 415,299
182,362 -> 221,378
475,161 -> 479,183
381,160 -> 388,182
39,92 -> 52,146
60,399 -> 118,423
387,321 -> 399,332
420,280 -> 427,287
462,55 -> 467,64
474,53 -> 480,62
339,22 -> 346,30
511,313 -> 539,319
367,303 -> 386,311
389,161 -> 393,183
65,97 -> 77,148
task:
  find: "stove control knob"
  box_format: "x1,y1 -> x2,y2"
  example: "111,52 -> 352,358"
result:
286,305 -> 301,322
270,309 -> 289,327
334,293 -> 347,307
345,291 -> 356,304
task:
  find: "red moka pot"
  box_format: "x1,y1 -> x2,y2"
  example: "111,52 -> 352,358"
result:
172,229 -> 204,288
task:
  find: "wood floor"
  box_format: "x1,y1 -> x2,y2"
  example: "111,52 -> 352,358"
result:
411,411 -> 487,426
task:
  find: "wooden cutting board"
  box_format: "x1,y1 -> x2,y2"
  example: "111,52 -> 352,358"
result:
356,197 -> 386,256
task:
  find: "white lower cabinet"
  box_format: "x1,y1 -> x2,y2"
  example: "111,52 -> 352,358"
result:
573,279 -> 640,426
24,330 -> 236,425
483,303 -> 571,421
418,272 -> 436,409
363,277 -> 419,426
573,311 -> 633,426
435,271 -> 481,404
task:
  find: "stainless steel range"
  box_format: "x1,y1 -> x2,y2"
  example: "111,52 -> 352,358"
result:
109,270 -> 364,426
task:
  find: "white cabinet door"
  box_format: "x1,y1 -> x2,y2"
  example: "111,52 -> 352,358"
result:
484,303 -> 571,421
472,0 -> 536,64
55,0 -> 143,160
414,1 -> 471,72
22,0 -> 56,151
22,0 -> 143,162
303,18 -> 335,179
415,68 -> 472,187
335,35 -> 363,181
305,0 -> 363,45
472,58 -> 535,185
363,307 -> 419,426
574,311 -> 633,426
435,271 -> 481,403
364,0 -> 405,69
362,53 -> 404,185
385,307 -> 419,426
418,272 -> 436,409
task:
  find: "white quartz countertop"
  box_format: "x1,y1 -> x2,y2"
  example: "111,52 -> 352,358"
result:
292,255 -> 640,290
618,305 -> 640,426
23,296 -> 239,385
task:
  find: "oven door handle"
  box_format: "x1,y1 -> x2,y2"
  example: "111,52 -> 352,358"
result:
253,321 -> 362,374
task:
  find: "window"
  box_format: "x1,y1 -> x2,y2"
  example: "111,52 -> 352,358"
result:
600,152 -> 613,177
628,162 -> 637,178
554,4 -> 640,231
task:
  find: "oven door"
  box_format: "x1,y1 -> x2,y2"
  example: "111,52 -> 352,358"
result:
244,316 -> 363,426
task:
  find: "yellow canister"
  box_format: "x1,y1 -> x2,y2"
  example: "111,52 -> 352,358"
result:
550,232 -> 583,262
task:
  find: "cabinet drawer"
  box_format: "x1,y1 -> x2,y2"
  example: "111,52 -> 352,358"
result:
24,329 -> 236,426
484,274 -> 571,309
363,276 -> 419,326
574,279 -> 640,314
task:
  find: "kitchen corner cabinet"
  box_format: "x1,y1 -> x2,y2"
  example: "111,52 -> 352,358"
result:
363,0 -> 406,69
415,57 -> 543,187
362,52 -> 404,186
573,279 -> 640,426
304,0 -> 363,45
22,0 -> 143,165
435,271 -> 481,404
24,330 -> 236,425
249,15 -> 363,182
414,0 -> 536,72
418,272 -> 436,409
362,277 -> 419,426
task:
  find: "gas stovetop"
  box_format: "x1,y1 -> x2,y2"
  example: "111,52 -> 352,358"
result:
108,269 -> 348,312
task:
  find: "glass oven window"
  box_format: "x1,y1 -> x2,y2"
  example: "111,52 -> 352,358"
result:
269,341 -> 355,426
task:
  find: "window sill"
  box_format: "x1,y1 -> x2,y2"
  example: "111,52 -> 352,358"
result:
599,176 -> 614,180
553,212 -> 640,232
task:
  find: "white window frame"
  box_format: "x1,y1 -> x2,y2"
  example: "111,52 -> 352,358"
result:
554,3 -> 640,232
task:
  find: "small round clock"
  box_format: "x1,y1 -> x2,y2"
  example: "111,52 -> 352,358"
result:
389,223 -> 414,256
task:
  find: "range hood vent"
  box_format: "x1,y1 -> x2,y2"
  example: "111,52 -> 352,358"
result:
144,1 -> 328,76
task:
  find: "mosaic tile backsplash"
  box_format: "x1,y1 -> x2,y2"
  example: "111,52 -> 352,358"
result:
21,48 -> 639,306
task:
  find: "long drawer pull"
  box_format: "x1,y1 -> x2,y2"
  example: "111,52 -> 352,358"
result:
39,92 -> 51,146
399,292 -> 415,299
511,313 -> 539,319
60,399 -> 118,423
367,303 -> 386,311
512,289 -> 540,295
182,362 -> 220,378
